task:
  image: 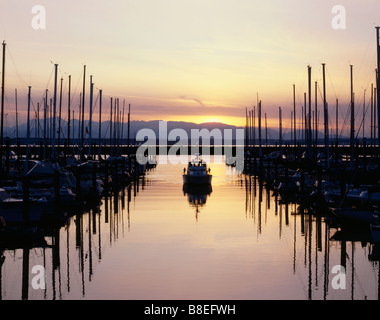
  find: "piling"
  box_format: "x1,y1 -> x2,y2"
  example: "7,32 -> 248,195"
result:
22,176 -> 30,223
54,169 -> 60,208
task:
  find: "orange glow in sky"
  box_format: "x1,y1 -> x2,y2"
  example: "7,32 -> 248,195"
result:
0,0 -> 379,132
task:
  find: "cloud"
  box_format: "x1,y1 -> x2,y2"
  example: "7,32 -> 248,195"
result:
178,96 -> 206,107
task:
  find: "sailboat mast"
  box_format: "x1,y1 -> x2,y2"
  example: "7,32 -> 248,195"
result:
25,86 -> 31,175
258,100 -> 262,157
15,88 -> 19,140
98,89 -> 102,160
58,77 -> 63,149
376,26 -> 380,157
279,106 -> 282,155
315,81 -> 318,147
128,103 -> 131,156
350,64 -> 355,168
308,65 -> 312,158
67,75 -> 71,151
293,84 -> 296,146
322,63 -> 329,168
81,65 -> 86,161
52,64 -> 58,160
88,75 -> 93,158
1,41 -> 6,163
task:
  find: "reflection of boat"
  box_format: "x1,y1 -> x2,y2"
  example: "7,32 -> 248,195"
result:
371,214 -> 380,243
183,184 -> 212,218
0,217 -> 46,247
183,155 -> 212,185
330,207 -> 379,225
0,188 -> 48,224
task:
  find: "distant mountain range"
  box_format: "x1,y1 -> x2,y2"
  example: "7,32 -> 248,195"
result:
3,119 -> 281,141
3,118 -> 340,143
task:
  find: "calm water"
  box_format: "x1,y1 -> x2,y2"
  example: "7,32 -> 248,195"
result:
1,155 -> 380,300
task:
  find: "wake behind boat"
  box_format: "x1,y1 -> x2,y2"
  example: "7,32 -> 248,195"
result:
183,155 -> 212,185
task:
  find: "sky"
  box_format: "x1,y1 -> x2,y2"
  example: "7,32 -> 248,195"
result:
0,0 -> 379,135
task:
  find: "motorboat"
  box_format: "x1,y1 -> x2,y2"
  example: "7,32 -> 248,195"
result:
183,155 -> 212,185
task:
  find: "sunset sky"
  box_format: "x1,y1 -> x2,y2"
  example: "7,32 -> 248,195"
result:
0,0 -> 379,134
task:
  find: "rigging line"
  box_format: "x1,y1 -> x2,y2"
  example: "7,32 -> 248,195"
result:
326,66 -> 338,100
338,102 -> 351,139
5,45 -> 29,88
354,98 -> 372,140
356,28 -> 377,77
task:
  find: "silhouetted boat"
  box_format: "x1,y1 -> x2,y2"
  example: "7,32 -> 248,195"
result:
183,154 -> 212,185
330,207 -> 379,225
0,188 -> 48,223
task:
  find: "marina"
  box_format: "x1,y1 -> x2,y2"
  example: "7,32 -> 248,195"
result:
0,155 -> 380,300
1,2 -> 380,302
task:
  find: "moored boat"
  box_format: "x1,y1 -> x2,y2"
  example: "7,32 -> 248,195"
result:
183,155 -> 212,185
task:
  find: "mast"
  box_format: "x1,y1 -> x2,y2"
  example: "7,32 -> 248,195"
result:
25,86 -> 31,175
336,99 -> 339,144
265,113 -> 268,146
88,75 -> 93,158
350,65 -> 354,168
81,65 -> 86,161
376,26 -> 380,157
67,75 -> 71,152
371,83 -> 374,146
1,41 -> 6,164
15,89 -> 19,141
363,88 -> 366,140
110,97 -> 113,157
253,106 -> 256,147
98,89 -> 102,160
44,90 -> 47,160
315,81 -> 318,147
279,106 -> 282,155
128,103 -> 131,156
322,63 -> 329,168
258,100 -> 262,157
52,64 -> 58,160
293,84 -> 296,146
304,92 -> 307,145
58,77 -> 63,150
37,103 -> 39,139
248,110 -> 251,147
308,66 -> 312,158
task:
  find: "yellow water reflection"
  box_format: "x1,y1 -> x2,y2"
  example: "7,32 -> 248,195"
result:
0,156 -> 379,300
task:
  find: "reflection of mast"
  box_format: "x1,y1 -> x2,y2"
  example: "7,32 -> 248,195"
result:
75,212 -> 85,296
66,220 -> 71,293
293,203 -> 297,275
257,179 -> 262,235
308,212 -> 312,300
183,184 -> 212,219
0,251 -> 4,300
323,222 -> 330,300
88,209 -> 93,281
21,248 -> 29,300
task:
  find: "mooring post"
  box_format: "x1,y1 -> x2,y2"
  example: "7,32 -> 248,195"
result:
54,169 -> 60,208
75,166 -> 81,200
5,137 -> 9,177
317,167 -> 322,200
23,176 -> 30,223
92,162 -> 97,194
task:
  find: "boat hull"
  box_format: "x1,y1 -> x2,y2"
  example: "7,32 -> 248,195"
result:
0,199 -> 48,224
371,225 -> 380,243
331,207 -> 378,224
183,174 -> 212,185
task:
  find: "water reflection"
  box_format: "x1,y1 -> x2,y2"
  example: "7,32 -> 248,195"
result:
0,174 -> 150,300
1,160 -> 380,300
183,184 -> 212,220
240,173 -> 380,300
